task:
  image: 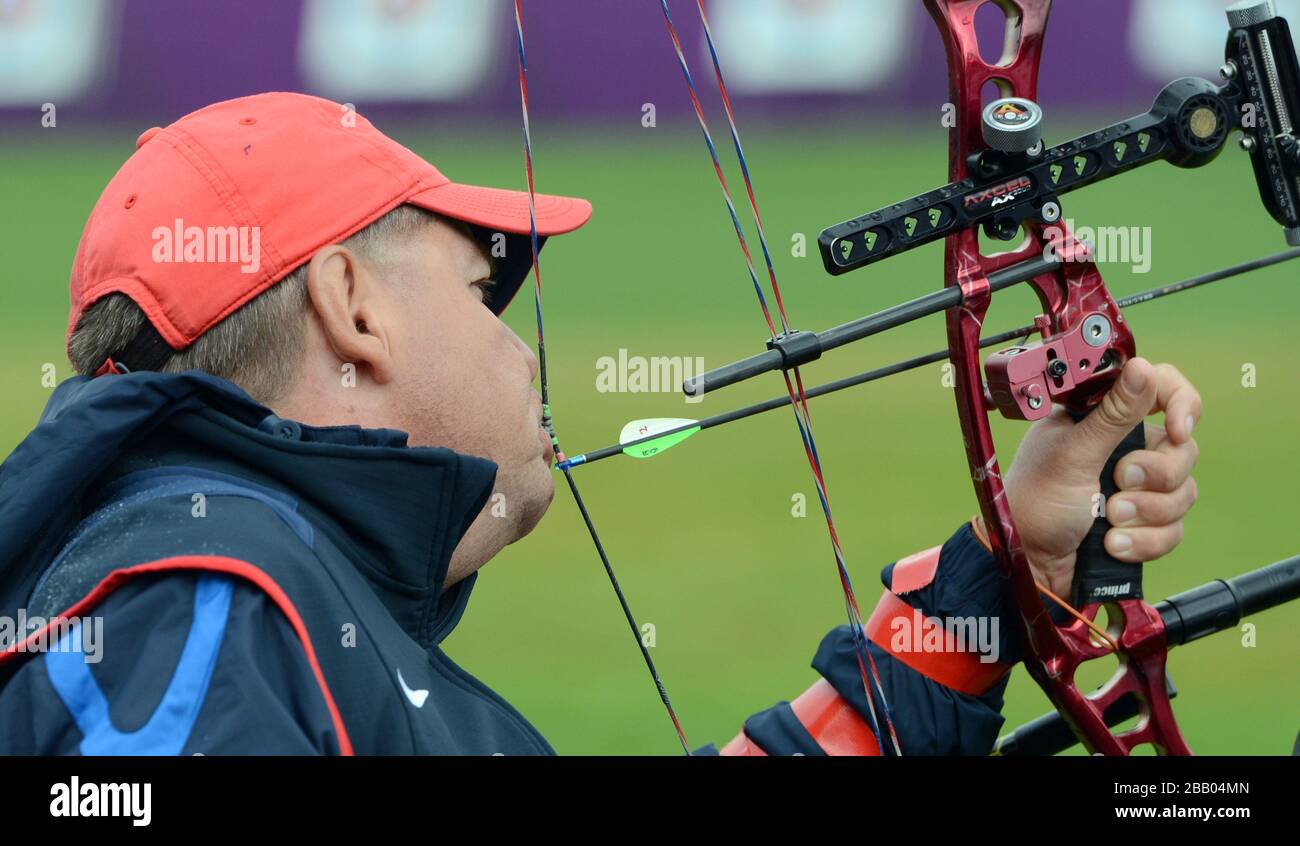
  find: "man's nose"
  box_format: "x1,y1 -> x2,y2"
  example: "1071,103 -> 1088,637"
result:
508,327 -> 539,382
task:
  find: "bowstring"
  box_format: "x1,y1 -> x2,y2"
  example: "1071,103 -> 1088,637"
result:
514,0 -> 691,755
659,0 -> 901,755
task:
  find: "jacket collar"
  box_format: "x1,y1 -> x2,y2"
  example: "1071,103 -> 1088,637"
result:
2,371 -> 498,647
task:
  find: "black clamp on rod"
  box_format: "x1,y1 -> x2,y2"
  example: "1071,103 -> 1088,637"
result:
766,330 -> 823,370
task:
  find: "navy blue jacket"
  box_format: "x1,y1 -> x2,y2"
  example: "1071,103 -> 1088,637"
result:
0,372 -> 553,754
0,371 -> 1011,755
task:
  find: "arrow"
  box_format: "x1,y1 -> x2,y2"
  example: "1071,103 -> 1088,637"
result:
558,247 -> 1300,470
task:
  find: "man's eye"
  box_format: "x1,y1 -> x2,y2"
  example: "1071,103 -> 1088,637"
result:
473,279 -> 497,303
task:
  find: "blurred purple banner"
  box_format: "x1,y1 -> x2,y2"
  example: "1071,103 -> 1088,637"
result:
0,0 -> 1250,125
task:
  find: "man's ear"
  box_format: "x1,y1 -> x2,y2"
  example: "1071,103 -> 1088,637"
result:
303,244 -> 395,385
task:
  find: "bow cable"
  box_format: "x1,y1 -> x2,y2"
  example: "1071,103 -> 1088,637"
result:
659,0 -> 901,754
514,0 -> 690,754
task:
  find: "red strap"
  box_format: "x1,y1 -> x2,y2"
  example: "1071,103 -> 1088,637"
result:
789,678 -> 882,756
889,544 -> 943,593
864,589 -> 1011,695
720,679 -> 882,756
1,555 -> 353,755
719,731 -> 767,756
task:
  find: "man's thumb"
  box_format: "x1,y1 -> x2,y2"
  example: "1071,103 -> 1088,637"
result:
1073,357 -> 1155,465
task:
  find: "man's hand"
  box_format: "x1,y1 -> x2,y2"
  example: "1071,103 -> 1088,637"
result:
1002,358 -> 1202,598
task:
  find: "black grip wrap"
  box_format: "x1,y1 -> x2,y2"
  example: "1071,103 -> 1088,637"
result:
1070,419 -> 1146,606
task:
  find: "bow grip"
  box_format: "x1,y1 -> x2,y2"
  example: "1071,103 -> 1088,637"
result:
1070,416 -> 1146,607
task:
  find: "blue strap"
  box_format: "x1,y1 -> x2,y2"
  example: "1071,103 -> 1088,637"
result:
44,573 -> 233,756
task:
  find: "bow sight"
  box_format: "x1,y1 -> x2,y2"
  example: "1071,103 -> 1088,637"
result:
819,1 -> 1300,274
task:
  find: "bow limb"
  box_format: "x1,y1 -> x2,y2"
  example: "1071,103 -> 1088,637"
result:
927,0 -> 1190,756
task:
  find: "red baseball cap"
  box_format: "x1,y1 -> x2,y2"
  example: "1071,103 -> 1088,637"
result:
68,91 -> 592,371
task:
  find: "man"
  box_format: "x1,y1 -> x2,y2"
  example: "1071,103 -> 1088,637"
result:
0,93 -> 1200,755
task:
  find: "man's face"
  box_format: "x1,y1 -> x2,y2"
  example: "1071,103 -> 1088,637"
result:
379,220 -> 554,537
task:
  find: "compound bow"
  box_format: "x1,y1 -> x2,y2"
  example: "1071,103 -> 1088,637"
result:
840,0 -> 1298,756
515,0 -> 1300,756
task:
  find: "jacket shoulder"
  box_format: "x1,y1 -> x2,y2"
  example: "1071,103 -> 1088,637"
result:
0,568 -> 349,755
31,469 -> 326,619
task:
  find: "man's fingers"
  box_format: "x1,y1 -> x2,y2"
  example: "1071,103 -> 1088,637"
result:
1102,363 -> 1200,563
1074,357 -> 1159,467
1079,360 -> 1201,469
1106,521 -> 1185,562
1114,430 -> 1198,492
1150,362 -> 1203,444
1095,357 -> 1156,429
1108,477 -> 1199,527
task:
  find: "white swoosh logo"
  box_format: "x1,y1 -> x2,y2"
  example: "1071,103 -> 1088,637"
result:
397,668 -> 429,708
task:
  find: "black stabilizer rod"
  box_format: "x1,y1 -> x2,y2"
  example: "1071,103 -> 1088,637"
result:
1156,554 -> 1300,647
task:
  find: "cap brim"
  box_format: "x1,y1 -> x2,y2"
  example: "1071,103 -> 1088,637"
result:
408,181 -> 592,236
407,181 -> 591,317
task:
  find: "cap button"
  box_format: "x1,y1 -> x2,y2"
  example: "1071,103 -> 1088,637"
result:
135,126 -> 163,149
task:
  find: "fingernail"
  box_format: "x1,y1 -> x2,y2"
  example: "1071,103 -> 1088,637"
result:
1123,364 -> 1148,391
1123,465 -> 1146,487
1185,416 -> 1195,436
1112,500 -> 1137,523
1109,532 -> 1133,553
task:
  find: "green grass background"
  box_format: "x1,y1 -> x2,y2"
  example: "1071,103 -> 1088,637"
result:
1,116 -> 1296,754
